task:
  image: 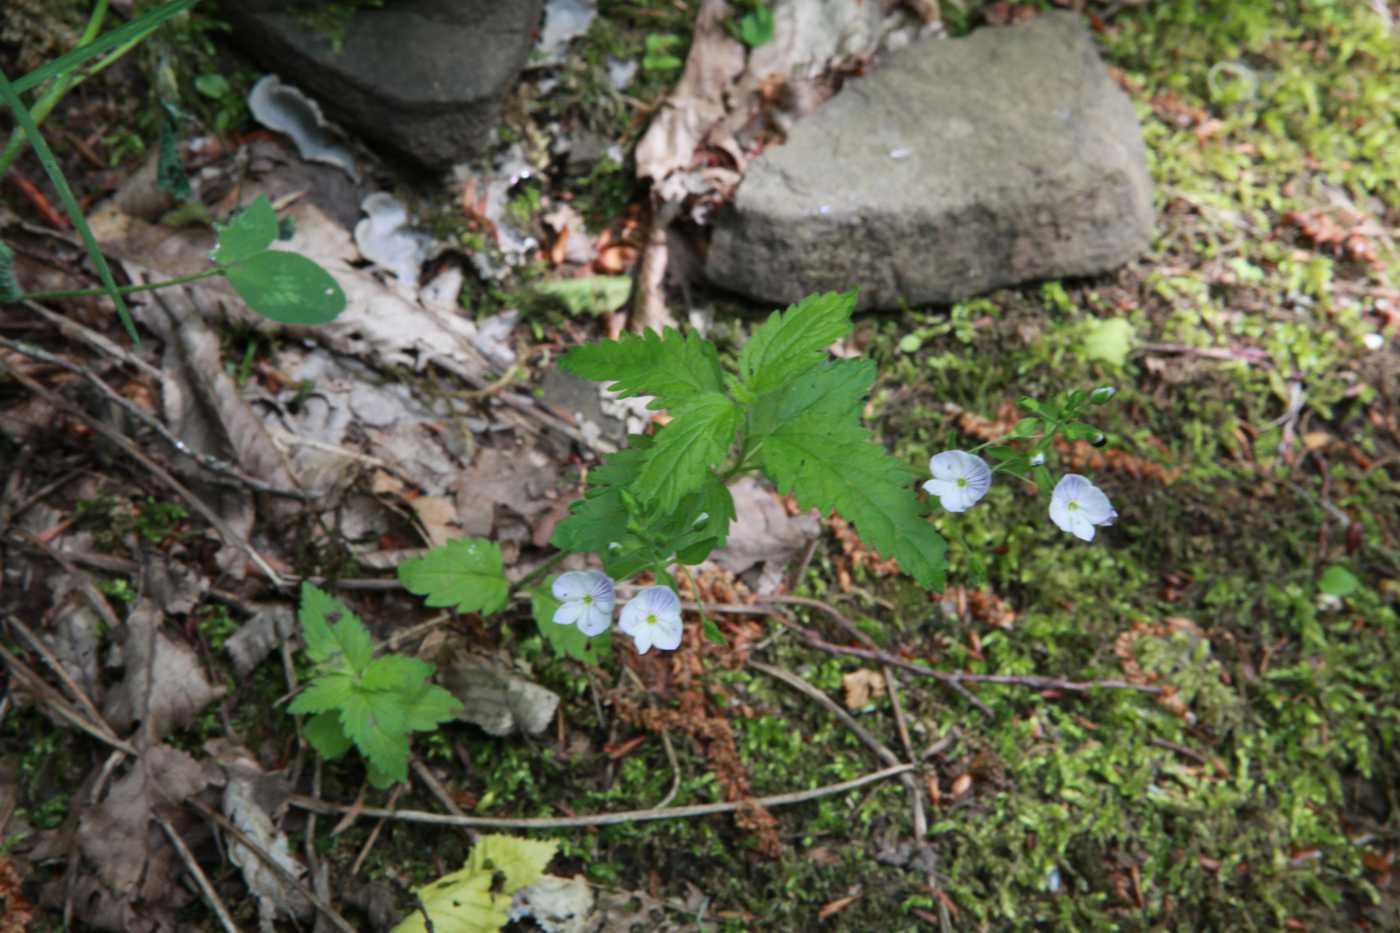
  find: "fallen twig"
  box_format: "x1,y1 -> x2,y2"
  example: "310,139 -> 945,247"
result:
0,361 -> 287,587
793,629 -> 1162,697
156,813 -> 241,933
0,335 -> 312,501
290,761 -> 915,830
187,797 -> 358,933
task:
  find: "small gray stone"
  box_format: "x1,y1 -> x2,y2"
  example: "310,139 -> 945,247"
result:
706,12 -> 1153,309
220,0 -> 543,167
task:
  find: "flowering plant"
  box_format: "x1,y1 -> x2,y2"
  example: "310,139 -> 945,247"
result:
390,293 -> 1120,660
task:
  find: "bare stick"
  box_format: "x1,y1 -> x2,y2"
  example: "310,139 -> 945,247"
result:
289,762 -> 915,830
350,784 -> 403,877
748,661 -> 900,769
0,336 -> 310,501
790,626 -> 1159,698
156,813 -> 242,933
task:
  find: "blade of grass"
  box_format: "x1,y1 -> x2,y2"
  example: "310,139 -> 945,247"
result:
0,0 -> 110,177
0,70 -> 139,341
10,0 -> 197,96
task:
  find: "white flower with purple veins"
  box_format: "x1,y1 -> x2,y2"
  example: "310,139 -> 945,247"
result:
923,450 -> 992,512
1049,474 -> 1118,542
551,571 -> 615,636
618,586 -> 684,654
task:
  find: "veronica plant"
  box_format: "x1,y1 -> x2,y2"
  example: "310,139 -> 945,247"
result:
395,290 -> 947,659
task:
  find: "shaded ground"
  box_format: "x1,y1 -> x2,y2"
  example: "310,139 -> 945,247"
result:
2,1 -> 1399,930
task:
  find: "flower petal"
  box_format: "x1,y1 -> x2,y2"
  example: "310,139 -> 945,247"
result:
648,614 -> 684,651
552,600 -> 584,627
552,571 -> 596,602
926,451 -> 991,512
576,604 -> 612,637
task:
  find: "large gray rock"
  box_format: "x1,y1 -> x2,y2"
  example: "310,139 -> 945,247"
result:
706,12 -> 1153,309
221,0 -> 542,167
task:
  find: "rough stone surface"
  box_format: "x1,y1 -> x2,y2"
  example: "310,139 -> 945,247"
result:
220,0 -> 542,167
706,12 -> 1154,309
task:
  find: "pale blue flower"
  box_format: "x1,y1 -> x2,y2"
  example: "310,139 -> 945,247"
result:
923,450 -> 992,512
618,586 -> 683,654
1049,474 -> 1117,542
552,571 -> 615,636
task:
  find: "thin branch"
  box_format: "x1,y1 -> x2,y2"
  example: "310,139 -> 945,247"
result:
289,762 -> 915,830
0,360 -> 287,587
156,813 -> 241,933
187,797 -> 358,933
748,660 -> 900,769
789,625 -> 1160,698
0,335 -> 312,500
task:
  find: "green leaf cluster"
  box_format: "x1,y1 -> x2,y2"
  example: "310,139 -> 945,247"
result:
392,834 -> 558,933
981,388 -> 1114,495
557,290 -> 947,590
289,584 -> 463,788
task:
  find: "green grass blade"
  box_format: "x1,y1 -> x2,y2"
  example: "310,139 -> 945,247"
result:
0,69 -> 139,341
11,0 -> 198,96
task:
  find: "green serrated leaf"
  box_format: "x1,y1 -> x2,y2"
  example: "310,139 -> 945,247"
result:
212,195 -> 278,265
739,290 -> 857,395
303,710 -> 354,760
465,835 -> 558,892
226,250 -> 346,325
399,682 -> 466,732
632,392 -> 740,512
749,358 -> 874,439
561,327 -> 724,411
532,584 -> 611,663
759,417 -> 945,590
288,673 -> 357,715
362,655 -> 435,693
398,538 -> 509,615
298,583 -> 373,672
340,691 -> 410,785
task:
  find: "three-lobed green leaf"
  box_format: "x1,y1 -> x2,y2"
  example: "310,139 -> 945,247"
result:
397,537 -> 510,615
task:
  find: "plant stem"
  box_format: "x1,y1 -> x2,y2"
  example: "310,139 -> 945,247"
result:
511,550 -> 569,596
11,267 -> 225,303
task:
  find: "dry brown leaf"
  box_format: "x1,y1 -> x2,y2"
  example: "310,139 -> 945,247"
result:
73,745 -> 211,931
818,893 -> 860,920
103,600 -> 225,742
422,632 -> 560,737
841,669 -> 886,710
209,742 -> 313,931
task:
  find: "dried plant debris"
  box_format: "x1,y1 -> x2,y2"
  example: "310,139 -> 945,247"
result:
248,74 -> 360,181
210,742 -> 313,932
422,632 -> 560,737
102,601 -> 225,743
353,192 -> 440,292
225,604 -> 298,678
711,477 -> 819,593
508,873 -> 596,933
67,746 -> 212,931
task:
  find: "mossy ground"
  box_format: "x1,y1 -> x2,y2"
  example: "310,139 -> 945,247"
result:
3,0 -> 1398,930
